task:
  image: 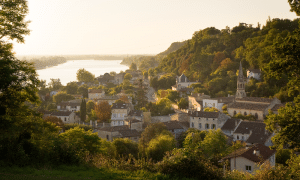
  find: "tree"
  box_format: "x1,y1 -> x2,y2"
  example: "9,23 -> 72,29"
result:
76,68 -> 95,83
124,73 -> 132,80
0,0 -> 30,43
44,116 -> 65,131
48,78 -> 63,91
53,91 -> 75,104
94,101 -> 111,123
178,98 -> 188,109
80,99 -> 86,122
64,81 -> 78,95
77,84 -> 88,98
146,134 -> 176,162
86,100 -> 95,114
135,79 -> 148,109
288,0 -> 300,15
204,107 -> 219,112
112,138 -> 139,159
129,62 -> 137,71
139,122 -> 172,156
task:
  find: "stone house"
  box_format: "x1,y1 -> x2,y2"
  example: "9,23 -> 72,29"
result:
57,101 -> 81,112
270,103 -> 285,115
172,73 -> 197,91
50,111 -> 76,124
111,103 -> 133,126
227,97 -> 281,121
95,95 -> 119,105
188,93 -> 210,111
97,125 -> 140,142
124,118 -> 143,132
220,144 -> 276,174
88,89 -> 105,100
232,120 -> 273,146
163,121 -> 186,139
114,73 -> 125,85
189,111 -> 230,131
247,69 -> 261,81
125,110 -> 144,121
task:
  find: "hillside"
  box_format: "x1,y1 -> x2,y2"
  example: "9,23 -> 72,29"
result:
154,18 -> 299,101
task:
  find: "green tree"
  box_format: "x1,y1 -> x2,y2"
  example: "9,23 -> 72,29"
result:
76,68 -> 95,83
53,91 -> 75,104
48,78 -> 63,91
112,138 -> 139,159
64,81 -> 78,94
80,99 -> 86,122
129,62 -> 137,71
124,73 -> 132,80
0,0 -> 30,43
44,116 -> 65,131
86,100 -> 95,114
166,90 -> 180,102
146,134 -> 176,162
178,98 -> 188,109
204,107 -> 219,112
135,79 -> 148,109
288,0 -> 300,15
77,84 -> 88,98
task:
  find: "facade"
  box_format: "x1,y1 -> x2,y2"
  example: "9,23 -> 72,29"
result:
50,111 -> 76,124
202,99 -> 224,111
189,111 -> 230,131
227,97 -> 281,121
57,101 -> 81,112
88,89 -> 105,100
247,69 -> 261,80
172,73 -> 197,91
221,144 -> 276,174
111,103 -> 132,126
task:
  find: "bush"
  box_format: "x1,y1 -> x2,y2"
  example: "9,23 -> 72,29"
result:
64,123 -> 92,132
112,138 -> 139,159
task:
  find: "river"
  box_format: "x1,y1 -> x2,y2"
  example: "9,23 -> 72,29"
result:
36,60 -> 128,85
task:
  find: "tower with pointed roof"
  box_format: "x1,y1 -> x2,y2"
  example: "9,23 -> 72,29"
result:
236,61 -> 246,98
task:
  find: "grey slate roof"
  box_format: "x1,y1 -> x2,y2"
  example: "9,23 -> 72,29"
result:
118,129 -> 141,137
271,103 -> 285,112
179,74 -> 189,82
236,97 -> 274,103
112,103 -> 130,109
221,118 -> 241,131
189,111 -> 220,118
128,110 -> 143,117
248,69 -> 261,74
233,121 -> 266,134
163,121 -> 185,130
228,102 -> 269,111
99,125 -> 129,132
51,111 -> 73,116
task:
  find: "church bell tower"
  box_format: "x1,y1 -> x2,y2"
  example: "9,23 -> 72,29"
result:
236,61 -> 246,98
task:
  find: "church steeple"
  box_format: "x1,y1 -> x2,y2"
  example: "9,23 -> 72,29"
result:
236,61 -> 246,98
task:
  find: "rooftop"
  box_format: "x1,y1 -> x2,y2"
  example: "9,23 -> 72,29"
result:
112,103 -> 130,109
233,121 -> 266,134
189,111 -> 220,118
236,97 -> 274,103
163,121 -> 185,130
221,118 -> 241,131
228,102 -> 269,111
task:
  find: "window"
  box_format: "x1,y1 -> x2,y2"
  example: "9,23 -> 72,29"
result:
242,136 -> 244,140
106,135 -> 109,140
205,124 -> 209,129
246,165 -> 252,172
212,124 -> 216,129
191,122 -> 194,128
255,113 -> 258,119
234,111 -> 237,115
244,112 -> 247,116
206,118 -> 208,121
64,117 -> 66,122
198,123 -> 202,129
237,135 -> 239,140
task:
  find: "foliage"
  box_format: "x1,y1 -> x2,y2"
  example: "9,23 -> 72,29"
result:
86,100 -> 95,113
0,0 -> 30,43
177,98 -> 188,109
288,0 -> 300,15
204,107 -> 219,112
150,74 -> 176,90
44,116 -> 65,131
64,81 -> 78,94
77,84 -> 88,98
265,98 -> 300,150
139,122 -> 173,157
157,148 -> 223,180
183,130 -> 208,150
145,134 -> 176,162
233,113 -> 256,121
165,90 -> 180,102
80,99 -> 86,122
52,91 -> 75,104
112,138 -> 139,159
48,78 -> 63,91
64,123 -> 92,131
177,128 -> 202,148
124,73 -> 132,80
146,98 -> 175,116
129,62 -> 137,71
94,101 -> 111,123
276,149 -> 293,165
76,68 -> 95,83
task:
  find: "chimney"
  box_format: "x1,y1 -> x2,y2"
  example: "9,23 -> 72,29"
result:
90,120 -> 92,126
103,122 -> 105,127
95,121 -> 97,128
250,130 -> 252,135
253,150 -> 260,156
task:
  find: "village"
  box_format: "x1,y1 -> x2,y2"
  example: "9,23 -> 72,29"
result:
39,62 -> 283,174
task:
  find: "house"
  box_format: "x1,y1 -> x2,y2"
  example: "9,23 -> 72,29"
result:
114,73 -> 125,85
97,125 -> 140,142
232,120 -> 273,146
271,103 -> 285,114
189,111 -> 230,131
124,118 -> 143,131
247,69 -> 261,81
111,103 -> 132,126
220,144 -> 276,174
221,118 -> 241,136
50,111 -> 77,124
227,97 -> 281,121
57,101 -> 81,112
125,110 -> 143,121
172,73 -> 197,91
95,95 -> 119,105
88,89 -> 105,100
163,121 -> 186,139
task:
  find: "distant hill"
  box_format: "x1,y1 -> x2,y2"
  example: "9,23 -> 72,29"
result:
157,41 -> 187,56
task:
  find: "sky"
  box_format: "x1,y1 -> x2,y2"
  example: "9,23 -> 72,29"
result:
13,0 -> 298,56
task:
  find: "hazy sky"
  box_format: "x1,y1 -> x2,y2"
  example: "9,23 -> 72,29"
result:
13,0 -> 298,56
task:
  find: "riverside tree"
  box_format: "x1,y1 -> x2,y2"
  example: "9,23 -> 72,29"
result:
76,68 -> 95,83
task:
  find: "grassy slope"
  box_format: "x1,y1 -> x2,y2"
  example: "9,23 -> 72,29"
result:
0,165 -> 192,180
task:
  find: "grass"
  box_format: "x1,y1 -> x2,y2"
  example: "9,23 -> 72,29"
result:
0,164 -> 188,180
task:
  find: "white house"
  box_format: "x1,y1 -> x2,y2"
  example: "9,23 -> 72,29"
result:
172,73 -> 197,91
189,111 -> 230,131
50,111 -> 76,124
111,103 -> 132,126
247,69 -> 261,80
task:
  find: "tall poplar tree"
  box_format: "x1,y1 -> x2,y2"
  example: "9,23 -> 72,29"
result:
80,99 -> 87,122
